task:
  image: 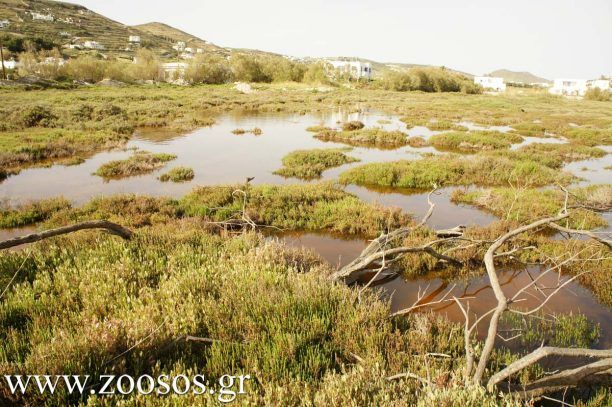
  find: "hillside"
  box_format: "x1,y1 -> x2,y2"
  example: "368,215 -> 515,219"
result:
132,22 -> 228,56
0,0 -> 233,58
489,69 -> 551,84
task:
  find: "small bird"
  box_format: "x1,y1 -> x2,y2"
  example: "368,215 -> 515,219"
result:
246,177 -> 255,183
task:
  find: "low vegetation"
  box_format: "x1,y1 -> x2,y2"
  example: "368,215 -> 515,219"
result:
93,151 -> 177,179
584,87 -> 611,102
380,67 -> 482,94
0,198 -> 71,229
14,183 -> 410,239
231,127 -> 263,135
451,185 -> 611,230
314,128 -> 408,148
274,149 -> 359,179
341,121 -> 365,131
158,167 -> 195,182
429,131 -> 523,152
488,143 -> 607,169
339,154 -> 574,189
305,125 -> 332,133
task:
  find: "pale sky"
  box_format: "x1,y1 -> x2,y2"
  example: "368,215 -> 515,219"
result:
75,0 -> 611,79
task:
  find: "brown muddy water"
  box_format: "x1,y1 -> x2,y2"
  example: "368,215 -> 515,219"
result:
1,110 -> 610,347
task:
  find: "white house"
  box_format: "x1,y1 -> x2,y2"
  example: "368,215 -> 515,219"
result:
172,41 -> 186,52
161,62 -> 188,81
31,12 -> 54,22
326,60 -> 372,80
0,19 -> 10,28
588,79 -> 610,91
1,60 -> 17,70
549,79 -> 589,96
474,76 -> 506,92
128,35 -> 141,43
83,40 -> 105,50
196,48 -> 204,54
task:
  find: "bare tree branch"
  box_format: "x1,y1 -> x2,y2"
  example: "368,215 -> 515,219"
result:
0,220 -> 133,250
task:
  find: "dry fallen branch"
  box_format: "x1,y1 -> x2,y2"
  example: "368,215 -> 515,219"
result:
487,347 -> 612,391
0,220 -> 133,250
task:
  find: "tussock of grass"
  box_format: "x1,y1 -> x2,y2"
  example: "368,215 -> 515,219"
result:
93,151 -> 177,179
181,183 -> 411,238
274,149 -> 359,180
429,131 -> 523,152
489,143 -> 607,169
510,122 -> 547,137
306,125 -> 332,133
451,185 -> 611,230
341,121 -> 365,131
407,136 -> 428,147
400,117 -> 467,131
232,127 -> 262,135
158,167 -> 195,182
562,127 -> 612,146
0,128 -> 128,169
0,198 -> 71,228
315,128 -> 407,148
339,154 -> 573,189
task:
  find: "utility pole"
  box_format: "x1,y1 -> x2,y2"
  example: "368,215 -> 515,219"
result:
0,36 -> 6,80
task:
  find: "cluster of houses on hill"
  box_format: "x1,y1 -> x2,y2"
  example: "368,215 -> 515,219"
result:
474,75 -> 610,96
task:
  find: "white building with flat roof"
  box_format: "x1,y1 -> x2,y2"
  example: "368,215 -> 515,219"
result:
1,60 -> 17,70
0,19 -> 10,28
474,76 -> 506,91
128,35 -> 141,43
161,62 -> 188,81
83,41 -> 105,50
31,12 -> 54,22
588,79 -> 610,91
327,60 -> 372,80
549,79 -> 588,96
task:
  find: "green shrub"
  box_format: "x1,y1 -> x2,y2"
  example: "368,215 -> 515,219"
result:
584,87 -> 611,101
274,148 -> 359,179
341,121 -> 365,131
93,151 -> 177,179
158,166 -> 195,182
185,54 -> 232,84
339,154 -> 574,189
0,197 -> 71,228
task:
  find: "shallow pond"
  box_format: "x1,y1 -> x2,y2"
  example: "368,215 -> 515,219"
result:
1,110 -> 609,347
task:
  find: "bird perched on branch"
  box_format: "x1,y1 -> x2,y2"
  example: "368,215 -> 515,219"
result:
246,177 -> 255,184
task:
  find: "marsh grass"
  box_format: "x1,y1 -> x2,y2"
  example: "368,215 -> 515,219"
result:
429,131 -> 523,152
341,121 -> 365,131
180,183 -> 411,237
0,198 -> 71,228
339,154 -> 574,189
274,149 -> 359,180
158,167 -> 195,183
2,85 -> 610,171
94,151 -> 177,179
314,128 -> 408,148
305,125 -> 332,133
0,225 -> 477,405
232,127 -> 263,135
407,136 -> 428,147
450,185 -> 611,230
489,143 -> 607,169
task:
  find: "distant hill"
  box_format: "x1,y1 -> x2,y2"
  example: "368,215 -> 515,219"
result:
320,57 -> 473,79
489,69 -> 551,84
0,0 -> 253,59
132,22 -> 227,56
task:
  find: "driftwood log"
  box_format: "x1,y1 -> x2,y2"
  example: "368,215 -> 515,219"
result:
0,220 -> 133,250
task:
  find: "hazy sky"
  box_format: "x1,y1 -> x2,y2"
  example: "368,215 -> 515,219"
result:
76,0 -> 611,79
